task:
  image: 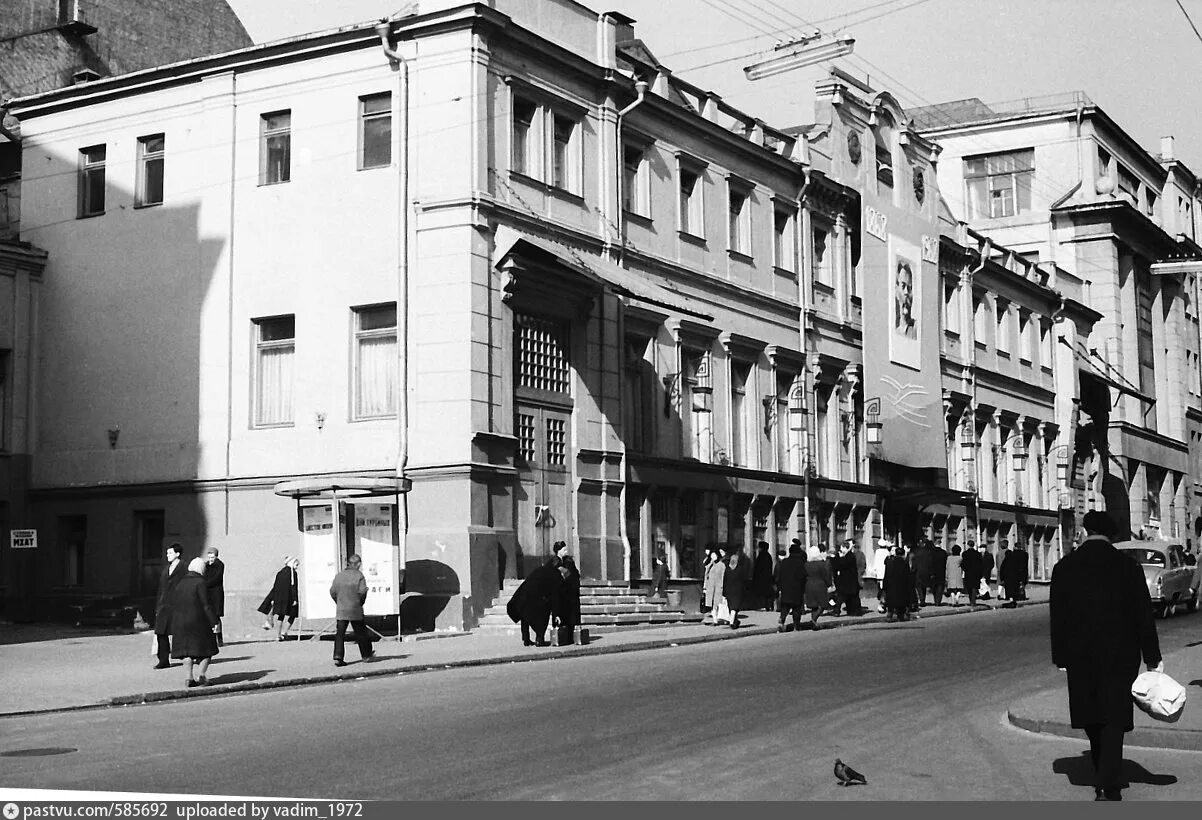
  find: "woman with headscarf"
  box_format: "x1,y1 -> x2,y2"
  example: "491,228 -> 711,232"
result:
722,547 -> 751,629
945,544 -> 964,606
258,555 -> 300,641
169,557 -> 219,687
703,546 -> 728,625
804,545 -> 833,630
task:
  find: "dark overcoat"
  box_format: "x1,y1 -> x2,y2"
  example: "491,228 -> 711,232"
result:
168,572 -> 219,659
773,555 -> 807,607
960,548 -> 983,587
259,566 -> 299,620
723,554 -> 750,610
506,563 -> 562,631
980,549 -> 995,582
930,547 -> 949,587
1000,549 -> 1029,587
803,558 -> 832,609
205,557 -> 226,617
751,549 -> 775,599
832,552 -> 859,595
153,560 -> 186,635
911,545 -> 935,583
556,557 -> 582,628
882,554 -> 913,609
329,568 -> 368,621
1051,536 -> 1162,730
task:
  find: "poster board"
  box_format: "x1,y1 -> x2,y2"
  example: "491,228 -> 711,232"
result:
351,502 -> 399,616
300,503 -> 338,619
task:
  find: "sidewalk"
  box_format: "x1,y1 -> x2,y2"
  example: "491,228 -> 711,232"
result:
1,588 -> 1049,717
1007,642 -> 1202,752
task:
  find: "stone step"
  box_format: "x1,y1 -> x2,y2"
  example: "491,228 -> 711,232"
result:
580,603 -> 673,615
476,608 -> 702,628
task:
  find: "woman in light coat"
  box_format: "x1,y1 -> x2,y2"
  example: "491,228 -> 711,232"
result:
945,544 -> 964,606
703,547 -> 728,625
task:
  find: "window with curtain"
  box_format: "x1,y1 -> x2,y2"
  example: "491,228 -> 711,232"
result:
964,149 -> 1034,218
254,315 -> 295,426
260,111 -> 291,185
136,134 -> 165,207
78,144 -> 106,217
354,304 -> 398,419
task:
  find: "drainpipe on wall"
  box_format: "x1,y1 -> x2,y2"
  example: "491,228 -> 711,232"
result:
968,237 -> 989,547
376,19 -> 412,587
797,167 -> 812,552
614,80 -> 648,262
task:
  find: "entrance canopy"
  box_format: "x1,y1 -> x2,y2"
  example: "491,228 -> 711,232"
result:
273,475 -> 412,500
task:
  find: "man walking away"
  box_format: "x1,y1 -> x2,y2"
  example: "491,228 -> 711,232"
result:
154,543 -> 185,669
329,554 -> 374,667
1000,541 -> 1029,608
883,546 -> 913,622
960,541 -> 982,608
774,544 -> 807,632
203,547 -> 225,646
997,541 -> 1013,602
1051,510 -> 1162,801
829,541 -> 863,615
930,541 -> 948,606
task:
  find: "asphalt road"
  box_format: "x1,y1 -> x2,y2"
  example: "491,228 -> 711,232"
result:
2,605 -> 1200,801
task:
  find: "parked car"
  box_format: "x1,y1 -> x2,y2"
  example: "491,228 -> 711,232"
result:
1113,540 -> 1198,618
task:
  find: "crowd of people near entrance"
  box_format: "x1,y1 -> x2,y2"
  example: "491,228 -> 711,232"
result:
695,535 -> 1032,629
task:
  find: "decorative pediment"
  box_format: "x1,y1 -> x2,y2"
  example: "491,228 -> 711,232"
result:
719,331 -> 766,362
766,344 -> 806,373
668,318 -> 720,350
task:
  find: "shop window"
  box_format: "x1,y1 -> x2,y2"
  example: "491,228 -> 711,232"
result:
253,315 -> 295,427
353,303 -> 397,419
58,514 -> 87,587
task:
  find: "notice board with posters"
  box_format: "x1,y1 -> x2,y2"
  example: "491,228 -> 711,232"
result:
300,503 -> 338,619
351,502 -> 398,616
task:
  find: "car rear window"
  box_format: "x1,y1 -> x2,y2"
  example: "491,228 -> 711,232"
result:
1120,548 -> 1166,566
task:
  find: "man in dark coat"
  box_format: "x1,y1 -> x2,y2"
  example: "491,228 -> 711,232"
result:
506,562 -> 563,646
883,546 -> 913,622
554,554 -> 582,645
911,540 -> 935,608
829,541 -> 864,616
723,549 -> 751,629
929,541 -> 949,606
1051,510 -> 1162,801
960,541 -> 983,607
330,553 -> 374,666
1000,542 -> 1029,608
773,544 -> 807,632
980,545 -> 996,600
203,546 -> 225,646
751,541 -> 775,611
153,543 -> 185,669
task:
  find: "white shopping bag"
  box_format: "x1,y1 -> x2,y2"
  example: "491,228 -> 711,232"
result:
1131,670 -> 1187,722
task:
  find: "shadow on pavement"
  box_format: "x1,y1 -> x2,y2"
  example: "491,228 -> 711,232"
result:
1052,751 -> 1178,789
207,656 -> 252,665
207,670 -> 272,686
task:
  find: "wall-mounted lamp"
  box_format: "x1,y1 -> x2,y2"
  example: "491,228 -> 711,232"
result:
107,426 -> 120,448
315,412 -> 327,431
691,382 -> 713,414
1056,451 -> 1070,483
1012,440 -> 1028,472
959,425 -> 977,462
788,382 -> 807,431
865,397 -> 882,444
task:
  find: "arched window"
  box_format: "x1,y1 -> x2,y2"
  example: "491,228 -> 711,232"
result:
874,115 -> 894,189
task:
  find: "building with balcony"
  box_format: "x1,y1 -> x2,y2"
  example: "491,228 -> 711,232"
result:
916,92 -> 1202,546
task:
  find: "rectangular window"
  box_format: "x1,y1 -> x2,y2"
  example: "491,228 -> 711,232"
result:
812,226 -> 831,285
551,113 -> 576,191
623,336 -> 652,453
359,93 -> 392,169
260,111 -> 291,185
996,301 -> 1010,353
964,149 -> 1034,219
1136,270 -> 1156,411
679,168 -> 703,237
1145,189 -> 1157,219
516,313 -> 570,394
136,134 -> 165,207
1040,319 -> 1054,367
622,143 -> 648,216
1097,146 -> 1111,179
0,349 -> 8,452
353,304 -> 397,418
512,97 -> 536,176
1117,165 -> 1139,203
59,514 -> 87,588
254,315 -> 295,426
943,282 -> 961,334
875,136 -> 894,189
731,362 -> 749,466
78,144 -> 105,217
1019,311 -> 1035,363
728,188 -> 750,254
773,208 -> 793,270
974,293 -> 989,345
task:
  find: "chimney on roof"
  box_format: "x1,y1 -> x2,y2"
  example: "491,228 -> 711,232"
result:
1161,136 -> 1176,161
72,67 -> 100,84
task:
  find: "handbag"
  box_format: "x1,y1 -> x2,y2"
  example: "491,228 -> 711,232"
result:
1131,670 -> 1187,722
979,578 -> 989,597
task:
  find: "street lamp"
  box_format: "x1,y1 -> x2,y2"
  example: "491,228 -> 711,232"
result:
743,35 -> 856,80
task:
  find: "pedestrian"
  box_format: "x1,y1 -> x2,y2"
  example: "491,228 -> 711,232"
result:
911,539 -> 934,608
945,544 -> 964,606
803,545 -> 832,630
648,552 -> 669,599
930,540 -> 949,606
829,540 -> 863,616
1000,541 -> 1029,608
168,557 -> 219,687
774,543 -> 807,632
852,540 -> 868,596
153,542 -> 185,670
1051,510 -> 1162,801
883,545 -> 913,622
203,546 -> 225,646
871,538 -> 892,612
704,546 -> 729,625
723,547 -> 751,629
555,553 -> 582,645
258,555 -> 299,641
960,541 -> 983,608
700,546 -> 716,615
997,540 -> 1012,602
548,540 -> 569,567
329,554 -> 374,667
505,560 -> 563,646
980,544 -> 996,600
751,541 -> 775,611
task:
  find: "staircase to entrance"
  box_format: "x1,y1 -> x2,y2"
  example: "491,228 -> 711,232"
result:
475,579 -> 703,634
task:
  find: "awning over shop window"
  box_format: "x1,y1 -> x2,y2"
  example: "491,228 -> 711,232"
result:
493,226 -> 714,321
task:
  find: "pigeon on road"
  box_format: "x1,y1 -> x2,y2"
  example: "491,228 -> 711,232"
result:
834,758 -> 867,786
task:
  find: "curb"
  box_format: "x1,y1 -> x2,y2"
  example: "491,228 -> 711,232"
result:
1007,709 -> 1202,752
3,598 -> 1047,717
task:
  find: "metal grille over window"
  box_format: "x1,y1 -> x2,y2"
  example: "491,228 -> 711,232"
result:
518,413 -> 536,461
517,314 -> 570,393
546,418 -> 566,465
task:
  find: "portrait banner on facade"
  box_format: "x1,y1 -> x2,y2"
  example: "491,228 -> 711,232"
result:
889,236 -> 921,370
